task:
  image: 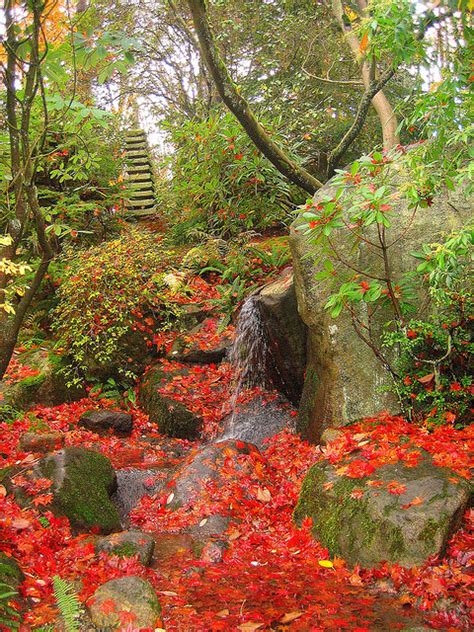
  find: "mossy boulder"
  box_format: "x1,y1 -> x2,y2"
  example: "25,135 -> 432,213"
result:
95,530 -> 155,566
289,174 -> 472,441
0,552 -> 23,590
8,447 -> 120,534
138,364 -> 201,439
294,453 -> 471,567
0,349 -> 85,414
169,318 -> 232,364
88,576 -> 161,629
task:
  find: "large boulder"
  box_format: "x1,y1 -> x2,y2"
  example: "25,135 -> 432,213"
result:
289,177 -> 472,441
294,453 -> 471,567
7,447 -> 120,533
88,576 -> 161,629
95,530 -> 155,566
169,318 -> 233,364
138,364 -> 201,439
232,268 -> 306,406
79,409 -> 133,436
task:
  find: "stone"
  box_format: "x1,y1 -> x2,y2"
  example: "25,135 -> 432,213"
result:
169,318 -> 232,364
0,349 -> 85,413
7,447 -> 120,534
79,409 -> 133,436
19,431 -> 65,453
289,175 -> 472,442
113,468 -> 170,522
169,440 -> 260,509
294,452 -> 471,567
220,394 -> 296,449
95,530 -> 155,566
251,267 -> 307,405
88,576 -> 161,629
138,364 -> 202,439
319,427 -> 344,446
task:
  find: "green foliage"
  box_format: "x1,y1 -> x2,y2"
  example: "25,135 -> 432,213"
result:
52,227 -> 183,384
384,228 -> 473,427
161,111 -> 302,241
52,575 -> 81,632
0,581 -> 20,630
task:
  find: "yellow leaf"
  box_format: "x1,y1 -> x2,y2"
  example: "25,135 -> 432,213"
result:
280,611 -> 303,623
237,623 -> 264,631
256,487 -> 272,503
318,560 -> 334,568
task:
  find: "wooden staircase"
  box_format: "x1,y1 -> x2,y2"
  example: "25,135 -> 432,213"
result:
124,129 -> 156,216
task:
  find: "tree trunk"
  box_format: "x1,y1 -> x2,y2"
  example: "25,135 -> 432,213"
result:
186,0 -> 323,194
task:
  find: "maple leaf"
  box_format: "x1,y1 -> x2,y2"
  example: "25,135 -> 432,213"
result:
99,598 -> 116,614
280,611 -> 303,623
401,496 -> 424,509
387,481 -> 408,495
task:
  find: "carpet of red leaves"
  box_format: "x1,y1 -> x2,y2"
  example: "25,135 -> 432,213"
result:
0,389 -> 472,629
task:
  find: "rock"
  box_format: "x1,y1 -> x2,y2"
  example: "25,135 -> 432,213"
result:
0,349 -> 85,413
95,530 -> 155,566
7,447 -> 120,534
113,468 -> 170,522
169,440 -> 259,509
188,514 -> 230,541
79,409 -> 133,436
199,540 -> 226,563
169,318 -> 232,364
251,268 -> 307,405
294,452 -> 471,567
139,364 -> 202,439
152,533 -> 195,562
220,394 -> 295,449
319,427 -> 344,446
88,576 -> 161,629
289,175 -> 472,441
0,552 -> 23,590
19,431 -> 65,453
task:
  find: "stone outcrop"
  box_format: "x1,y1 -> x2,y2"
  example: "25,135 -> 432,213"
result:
294,452 -> 471,567
289,177 -> 472,442
79,409 -> 133,436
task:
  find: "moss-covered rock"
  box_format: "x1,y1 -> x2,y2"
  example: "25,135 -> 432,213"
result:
138,365 -> 201,439
0,553 -> 23,590
294,453 -> 471,567
8,447 -> 120,534
95,530 -> 155,566
88,576 -> 161,629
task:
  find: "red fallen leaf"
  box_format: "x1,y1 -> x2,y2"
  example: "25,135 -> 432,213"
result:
350,488 -> 364,500
417,372 -> 435,384
0,485 -> 7,498
32,494 -> 53,507
387,481 -> 408,495
12,517 -> 30,530
401,496 -> 424,509
279,611 -> 303,623
99,598 -> 116,614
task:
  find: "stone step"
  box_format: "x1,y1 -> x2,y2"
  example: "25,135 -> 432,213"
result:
128,201 -> 156,210
126,150 -> 149,159
127,164 -> 151,173
128,172 -> 153,182
130,185 -> 154,194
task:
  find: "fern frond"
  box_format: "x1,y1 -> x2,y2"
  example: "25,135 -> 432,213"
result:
52,575 -> 81,632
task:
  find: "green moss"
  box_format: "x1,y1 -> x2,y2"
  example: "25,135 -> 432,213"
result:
40,448 -> 120,533
17,373 -> 46,389
110,542 -> 138,558
296,366 -> 319,435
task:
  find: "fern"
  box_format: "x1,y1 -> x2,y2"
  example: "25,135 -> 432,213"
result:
0,581 -> 20,630
52,576 -> 81,632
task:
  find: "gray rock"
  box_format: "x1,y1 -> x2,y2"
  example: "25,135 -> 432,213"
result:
88,576 -> 161,629
169,318 -> 232,364
289,174 -> 472,441
19,431 -> 65,453
294,452 -> 471,567
95,530 -> 155,566
79,409 -> 133,436
220,394 -> 295,449
113,468 -> 170,522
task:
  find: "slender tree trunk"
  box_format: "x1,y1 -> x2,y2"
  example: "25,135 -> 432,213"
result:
186,0 -> 323,194
331,0 -> 399,150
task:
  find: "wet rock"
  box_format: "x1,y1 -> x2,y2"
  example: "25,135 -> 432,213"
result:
88,576 -> 161,629
79,409 -> 133,436
95,530 -> 155,566
294,451 -> 471,567
7,447 -> 120,534
19,431 -> 65,453
152,533 -> 195,563
139,364 -> 201,439
220,394 -> 295,449
169,440 -> 260,509
188,514 -> 230,541
113,468 -> 170,522
199,540 -> 226,563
